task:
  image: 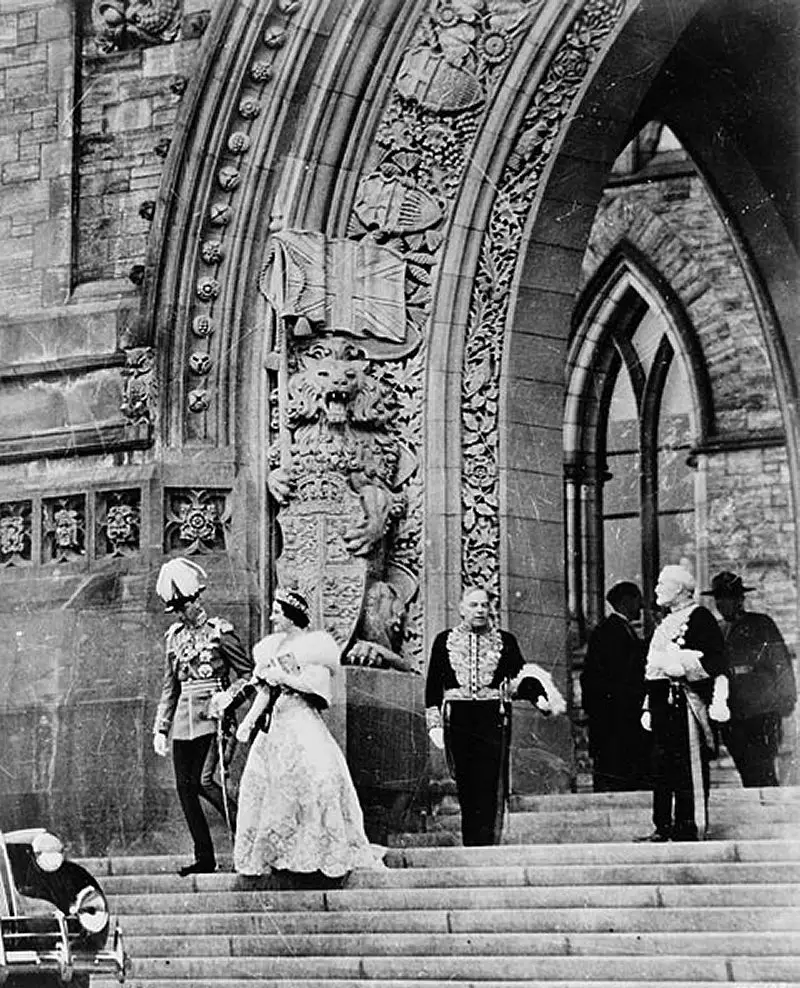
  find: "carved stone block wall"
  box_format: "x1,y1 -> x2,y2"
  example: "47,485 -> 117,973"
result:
706,445 -> 797,643
76,2 -> 207,285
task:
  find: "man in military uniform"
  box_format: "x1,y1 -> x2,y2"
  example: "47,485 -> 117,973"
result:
639,565 -> 728,842
425,586 -> 565,846
702,571 -> 797,787
153,558 -> 252,876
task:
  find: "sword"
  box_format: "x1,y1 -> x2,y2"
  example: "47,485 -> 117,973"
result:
216,717 -> 234,842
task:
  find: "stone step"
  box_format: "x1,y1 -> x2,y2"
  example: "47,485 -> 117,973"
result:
505,786 -> 800,812
389,839 -> 800,868
110,882 -> 800,916
100,953 -> 800,981
390,822 -> 800,846
99,861 -> 800,896
81,838 -> 800,877
93,981 -> 800,988
123,930 -> 799,958
503,821 -> 799,845
429,804 -> 799,831
89,835 -> 800,986
116,905 -> 800,937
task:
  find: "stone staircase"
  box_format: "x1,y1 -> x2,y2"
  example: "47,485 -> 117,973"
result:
401,786 -> 800,846
89,788 -> 800,988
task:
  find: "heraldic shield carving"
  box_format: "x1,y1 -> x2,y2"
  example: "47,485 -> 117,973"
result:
260,231 -> 417,669
274,473 -> 365,650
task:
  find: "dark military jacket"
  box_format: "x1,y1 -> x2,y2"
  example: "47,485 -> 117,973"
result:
723,611 -> 797,720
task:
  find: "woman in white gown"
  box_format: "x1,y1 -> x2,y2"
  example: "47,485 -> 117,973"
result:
232,588 -> 383,878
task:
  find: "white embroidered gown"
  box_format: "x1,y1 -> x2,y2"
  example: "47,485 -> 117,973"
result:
233,630 -> 382,877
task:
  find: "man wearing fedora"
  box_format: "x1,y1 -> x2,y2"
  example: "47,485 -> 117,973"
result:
703,571 -> 797,787
153,557 -> 253,875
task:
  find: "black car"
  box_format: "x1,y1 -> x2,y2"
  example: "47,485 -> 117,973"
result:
1,827 -> 126,986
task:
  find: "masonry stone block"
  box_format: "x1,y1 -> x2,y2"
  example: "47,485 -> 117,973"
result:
36,5 -> 70,42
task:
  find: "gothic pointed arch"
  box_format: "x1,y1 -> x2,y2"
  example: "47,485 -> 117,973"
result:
565,243 -> 714,635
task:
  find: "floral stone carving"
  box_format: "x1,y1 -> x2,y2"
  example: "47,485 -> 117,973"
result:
120,347 -> 157,426
459,0 -> 625,595
92,0 -> 182,53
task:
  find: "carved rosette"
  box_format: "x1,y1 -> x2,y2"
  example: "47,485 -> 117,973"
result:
460,0 -> 625,594
164,488 -> 231,554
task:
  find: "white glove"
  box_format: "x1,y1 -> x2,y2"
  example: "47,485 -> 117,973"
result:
153,733 -> 169,757
709,700 -> 730,723
208,691 -> 231,719
641,711 -> 652,732
428,727 -> 445,750
709,675 -> 730,722
535,695 -> 552,714
236,719 -> 255,744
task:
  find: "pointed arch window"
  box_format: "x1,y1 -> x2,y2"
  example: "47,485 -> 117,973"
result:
565,247 -> 713,633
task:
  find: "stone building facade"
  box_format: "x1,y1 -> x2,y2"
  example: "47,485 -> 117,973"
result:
0,0 -> 797,851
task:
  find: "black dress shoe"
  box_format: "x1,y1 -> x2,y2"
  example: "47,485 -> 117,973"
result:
177,860 -> 216,877
634,830 -> 671,843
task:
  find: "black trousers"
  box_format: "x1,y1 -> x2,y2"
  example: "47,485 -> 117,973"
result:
723,713 -> 781,788
173,734 -> 237,864
590,716 -> 652,792
648,682 -> 710,839
446,701 -> 510,846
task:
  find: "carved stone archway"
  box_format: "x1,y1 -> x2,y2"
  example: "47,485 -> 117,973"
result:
138,0 -> 799,792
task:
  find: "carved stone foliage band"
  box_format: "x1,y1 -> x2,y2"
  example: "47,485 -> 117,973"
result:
460,0 -> 626,596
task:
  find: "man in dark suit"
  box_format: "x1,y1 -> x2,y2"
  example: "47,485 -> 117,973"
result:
581,582 -> 650,792
702,571 -> 797,787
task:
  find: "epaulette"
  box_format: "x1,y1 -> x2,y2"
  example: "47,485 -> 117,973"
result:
207,617 -> 233,636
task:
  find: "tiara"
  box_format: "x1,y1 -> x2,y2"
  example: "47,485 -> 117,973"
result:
275,587 -> 310,616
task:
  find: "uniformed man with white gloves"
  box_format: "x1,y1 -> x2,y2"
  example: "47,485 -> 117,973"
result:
425,587 -> 565,846
153,558 -> 252,875
638,564 -> 728,842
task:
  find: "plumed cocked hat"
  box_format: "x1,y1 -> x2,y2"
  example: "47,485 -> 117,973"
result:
156,557 -> 207,611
